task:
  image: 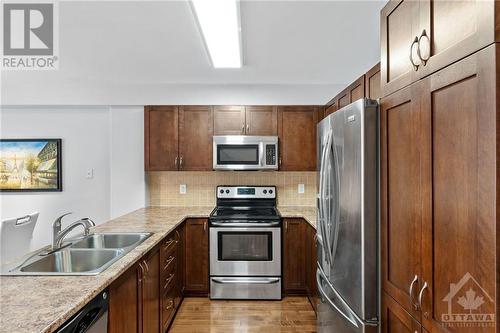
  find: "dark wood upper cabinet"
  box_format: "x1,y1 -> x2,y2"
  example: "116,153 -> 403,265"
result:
416,0 -> 496,80
349,75 -> 365,102
244,106 -> 278,135
381,0 -> 420,97
184,218 -> 209,296
324,101 -> 337,117
382,292 -> 422,333
109,264 -> 140,333
144,106 -> 179,171
380,81 -> 423,322
418,44 -> 496,333
365,63 -> 381,100
179,106 -> 213,171
277,106 -> 318,171
381,0 -> 497,98
337,90 -> 350,109
213,105 -> 246,135
283,219 -> 306,293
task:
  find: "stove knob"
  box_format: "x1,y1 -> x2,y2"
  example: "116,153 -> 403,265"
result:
263,190 -> 267,194
226,189 -> 230,194
269,189 -> 273,194
219,189 -> 224,194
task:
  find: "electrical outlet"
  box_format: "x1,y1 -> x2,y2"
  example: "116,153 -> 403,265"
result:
86,168 -> 94,179
179,184 -> 187,194
298,183 -> 305,194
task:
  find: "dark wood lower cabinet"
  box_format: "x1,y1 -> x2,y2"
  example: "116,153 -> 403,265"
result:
140,250 -> 160,333
283,218 -> 307,294
108,263 -> 140,333
382,292 -> 424,333
184,218 -> 209,296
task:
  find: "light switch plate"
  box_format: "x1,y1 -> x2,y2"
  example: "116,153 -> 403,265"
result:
180,184 -> 187,194
298,184 -> 305,194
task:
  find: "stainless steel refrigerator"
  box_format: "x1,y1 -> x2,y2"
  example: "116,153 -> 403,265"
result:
316,98 -> 379,333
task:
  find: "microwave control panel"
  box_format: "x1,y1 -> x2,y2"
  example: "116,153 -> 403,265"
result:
265,145 -> 276,165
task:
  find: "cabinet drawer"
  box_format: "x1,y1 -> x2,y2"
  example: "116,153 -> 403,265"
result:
161,289 -> 176,331
161,235 -> 177,258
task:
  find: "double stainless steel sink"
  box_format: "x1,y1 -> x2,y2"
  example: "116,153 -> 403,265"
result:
5,232 -> 151,276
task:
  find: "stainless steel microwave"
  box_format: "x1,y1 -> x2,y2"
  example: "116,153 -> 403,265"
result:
213,136 -> 278,170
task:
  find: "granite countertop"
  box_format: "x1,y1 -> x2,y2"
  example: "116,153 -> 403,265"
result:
278,206 -> 317,228
0,205 -> 316,333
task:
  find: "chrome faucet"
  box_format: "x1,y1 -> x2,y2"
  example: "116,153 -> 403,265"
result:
52,213 -> 96,251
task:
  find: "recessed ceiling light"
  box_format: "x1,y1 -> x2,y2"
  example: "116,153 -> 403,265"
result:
190,0 -> 242,68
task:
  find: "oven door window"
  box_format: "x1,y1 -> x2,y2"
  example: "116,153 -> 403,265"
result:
218,232 -> 272,261
217,145 -> 259,165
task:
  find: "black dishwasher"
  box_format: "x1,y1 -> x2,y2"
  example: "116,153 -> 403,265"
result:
55,289 -> 108,333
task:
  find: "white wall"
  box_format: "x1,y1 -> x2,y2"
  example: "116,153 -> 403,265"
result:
0,106 -> 145,254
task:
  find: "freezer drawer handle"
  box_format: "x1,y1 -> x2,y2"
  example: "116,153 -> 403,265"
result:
316,267 -> 379,328
212,278 -> 280,284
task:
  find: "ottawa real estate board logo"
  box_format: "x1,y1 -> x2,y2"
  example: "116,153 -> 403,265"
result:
1,2 -> 58,70
441,272 -> 495,328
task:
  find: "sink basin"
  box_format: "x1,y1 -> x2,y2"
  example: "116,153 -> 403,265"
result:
70,233 -> 151,249
19,248 -> 123,275
4,232 -> 152,276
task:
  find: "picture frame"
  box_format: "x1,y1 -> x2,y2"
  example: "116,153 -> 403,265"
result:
0,139 -> 63,192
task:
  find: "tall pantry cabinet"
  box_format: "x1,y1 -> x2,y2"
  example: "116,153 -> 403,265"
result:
380,1 -> 499,333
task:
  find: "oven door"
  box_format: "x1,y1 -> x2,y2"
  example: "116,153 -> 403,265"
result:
210,227 -> 281,276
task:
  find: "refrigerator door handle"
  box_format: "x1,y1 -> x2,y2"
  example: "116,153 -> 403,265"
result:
320,130 -> 333,265
329,131 -> 341,268
317,266 -> 379,328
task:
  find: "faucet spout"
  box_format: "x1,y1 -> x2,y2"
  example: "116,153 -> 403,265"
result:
52,216 -> 95,251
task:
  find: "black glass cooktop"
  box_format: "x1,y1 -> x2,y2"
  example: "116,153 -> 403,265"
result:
210,206 -> 281,221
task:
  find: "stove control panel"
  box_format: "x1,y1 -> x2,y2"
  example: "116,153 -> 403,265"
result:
217,186 -> 276,199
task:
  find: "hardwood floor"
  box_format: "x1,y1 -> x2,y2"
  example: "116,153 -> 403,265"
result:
169,297 -> 317,332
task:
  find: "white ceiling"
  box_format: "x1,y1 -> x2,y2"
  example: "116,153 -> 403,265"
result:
1,0 -> 386,105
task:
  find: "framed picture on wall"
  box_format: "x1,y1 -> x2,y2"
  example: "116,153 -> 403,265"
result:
0,139 -> 62,192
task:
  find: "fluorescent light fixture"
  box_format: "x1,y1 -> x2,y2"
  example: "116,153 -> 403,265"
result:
190,0 -> 242,68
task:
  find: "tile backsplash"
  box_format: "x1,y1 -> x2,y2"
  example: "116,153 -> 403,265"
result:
148,171 -> 316,207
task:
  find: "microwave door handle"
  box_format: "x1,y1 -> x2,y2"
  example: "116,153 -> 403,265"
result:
259,142 -> 264,167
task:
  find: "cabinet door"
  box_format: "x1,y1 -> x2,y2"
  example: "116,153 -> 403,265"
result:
179,106 -> 213,171
417,0 -> 495,79
245,106 -> 277,135
109,264 -> 140,333
141,251 -> 160,333
382,292 -> 422,333
184,219 -> 209,295
380,82 -> 423,321
283,219 -> 306,293
380,0 -> 420,97
144,106 -> 179,171
213,106 -> 245,135
337,90 -> 349,109
419,45 -> 496,333
365,63 -> 381,100
324,101 -> 337,117
277,106 -> 318,171
348,75 -> 365,102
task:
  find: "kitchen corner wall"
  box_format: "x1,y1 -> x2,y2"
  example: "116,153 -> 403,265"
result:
148,171 -> 317,207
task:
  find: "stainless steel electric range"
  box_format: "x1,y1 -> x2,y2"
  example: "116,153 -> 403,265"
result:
209,185 -> 282,300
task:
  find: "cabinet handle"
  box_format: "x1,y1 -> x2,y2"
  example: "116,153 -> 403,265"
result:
138,262 -> 145,282
175,230 -> 180,243
143,260 -> 149,276
179,156 -> 183,169
279,158 -> 282,167
174,156 -> 178,168
164,238 -> 175,248
164,273 -> 175,290
417,29 -> 430,65
164,255 -> 175,268
409,275 -> 419,310
409,36 -> 420,71
246,124 -> 250,132
241,124 -> 245,134
203,221 -> 207,232
285,221 -> 288,232
418,281 -> 429,317
164,299 -> 174,310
